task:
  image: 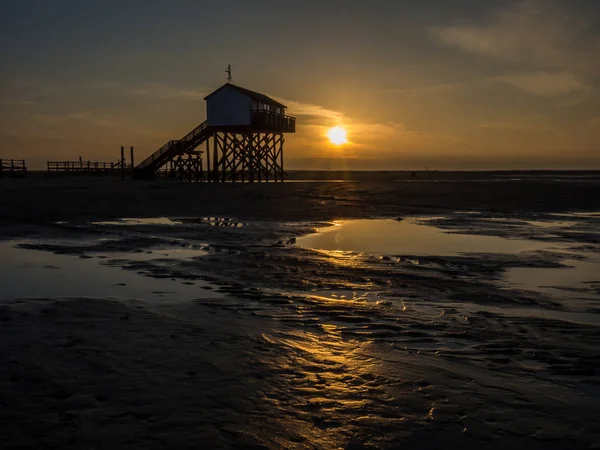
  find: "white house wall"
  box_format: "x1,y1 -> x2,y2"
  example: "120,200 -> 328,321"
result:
206,87 -> 252,127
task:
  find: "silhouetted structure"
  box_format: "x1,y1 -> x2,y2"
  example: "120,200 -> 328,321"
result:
134,83 -> 296,181
0,159 -> 27,177
47,158 -> 131,175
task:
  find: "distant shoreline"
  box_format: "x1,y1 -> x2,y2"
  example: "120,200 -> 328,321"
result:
19,169 -> 600,176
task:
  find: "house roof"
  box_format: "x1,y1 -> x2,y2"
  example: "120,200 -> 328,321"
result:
204,83 -> 286,109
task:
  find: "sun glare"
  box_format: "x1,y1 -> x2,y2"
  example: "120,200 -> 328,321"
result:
327,126 -> 348,145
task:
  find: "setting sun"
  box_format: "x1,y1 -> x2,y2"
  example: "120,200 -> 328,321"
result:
327,126 -> 348,145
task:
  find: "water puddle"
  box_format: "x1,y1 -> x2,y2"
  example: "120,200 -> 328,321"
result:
92,217 -> 182,226
296,219 -> 553,256
104,248 -> 209,261
522,219 -> 577,229
0,242 -> 218,302
436,300 -> 600,326
297,218 -> 600,307
550,212 -> 600,219
506,259 -> 600,299
91,217 -> 246,228
179,217 -> 246,227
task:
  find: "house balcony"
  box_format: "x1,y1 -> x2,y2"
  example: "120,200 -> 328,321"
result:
252,110 -> 296,133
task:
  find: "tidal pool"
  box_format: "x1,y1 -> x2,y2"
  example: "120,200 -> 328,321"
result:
296,218 -> 600,302
91,217 -> 182,226
0,242 -> 216,302
296,218 -> 553,256
506,258 -> 600,299
91,217 -> 246,228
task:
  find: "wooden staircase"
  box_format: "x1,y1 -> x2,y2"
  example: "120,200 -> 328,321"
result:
134,120 -> 211,179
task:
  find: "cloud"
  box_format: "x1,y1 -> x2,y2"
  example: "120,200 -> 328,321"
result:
3,80 -> 122,102
0,109 -> 116,143
277,93 -> 460,155
432,0 -> 600,70
274,97 -> 344,123
492,71 -> 589,97
5,79 -> 208,103
126,83 -> 207,101
385,82 -> 468,97
63,111 -> 114,127
350,121 -> 411,140
273,98 -> 429,148
478,119 -> 549,132
431,0 -> 600,101
31,110 -> 114,127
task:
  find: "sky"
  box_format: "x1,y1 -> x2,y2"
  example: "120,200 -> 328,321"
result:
1,0 -> 600,170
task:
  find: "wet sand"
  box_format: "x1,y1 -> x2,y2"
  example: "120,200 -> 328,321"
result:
1,173 -> 600,449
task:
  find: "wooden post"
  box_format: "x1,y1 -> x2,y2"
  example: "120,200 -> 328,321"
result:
280,136 -> 284,182
241,135 -> 246,183
213,134 -> 218,182
265,134 -> 270,183
206,138 -> 211,182
121,146 -> 125,180
248,133 -> 254,183
199,155 -> 203,182
221,134 -> 227,183
230,134 -> 236,182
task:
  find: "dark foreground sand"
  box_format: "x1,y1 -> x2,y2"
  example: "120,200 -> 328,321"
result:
1,173 -> 600,449
1,172 -> 599,224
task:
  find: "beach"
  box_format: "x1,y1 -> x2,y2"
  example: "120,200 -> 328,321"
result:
1,172 -> 599,449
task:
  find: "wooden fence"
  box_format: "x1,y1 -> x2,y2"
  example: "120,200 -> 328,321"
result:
0,159 -> 27,177
47,160 -> 131,175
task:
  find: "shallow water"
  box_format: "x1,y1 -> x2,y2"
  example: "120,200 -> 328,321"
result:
92,216 -> 246,228
551,211 -> 600,218
506,258 -> 600,298
0,242 -> 215,302
91,217 -> 182,226
106,248 -> 209,261
296,218 -> 557,255
296,218 -> 600,300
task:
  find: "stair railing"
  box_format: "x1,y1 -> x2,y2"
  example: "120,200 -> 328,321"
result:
135,120 -> 208,171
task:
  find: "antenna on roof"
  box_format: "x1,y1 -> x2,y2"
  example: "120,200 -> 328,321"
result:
226,64 -> 232,84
